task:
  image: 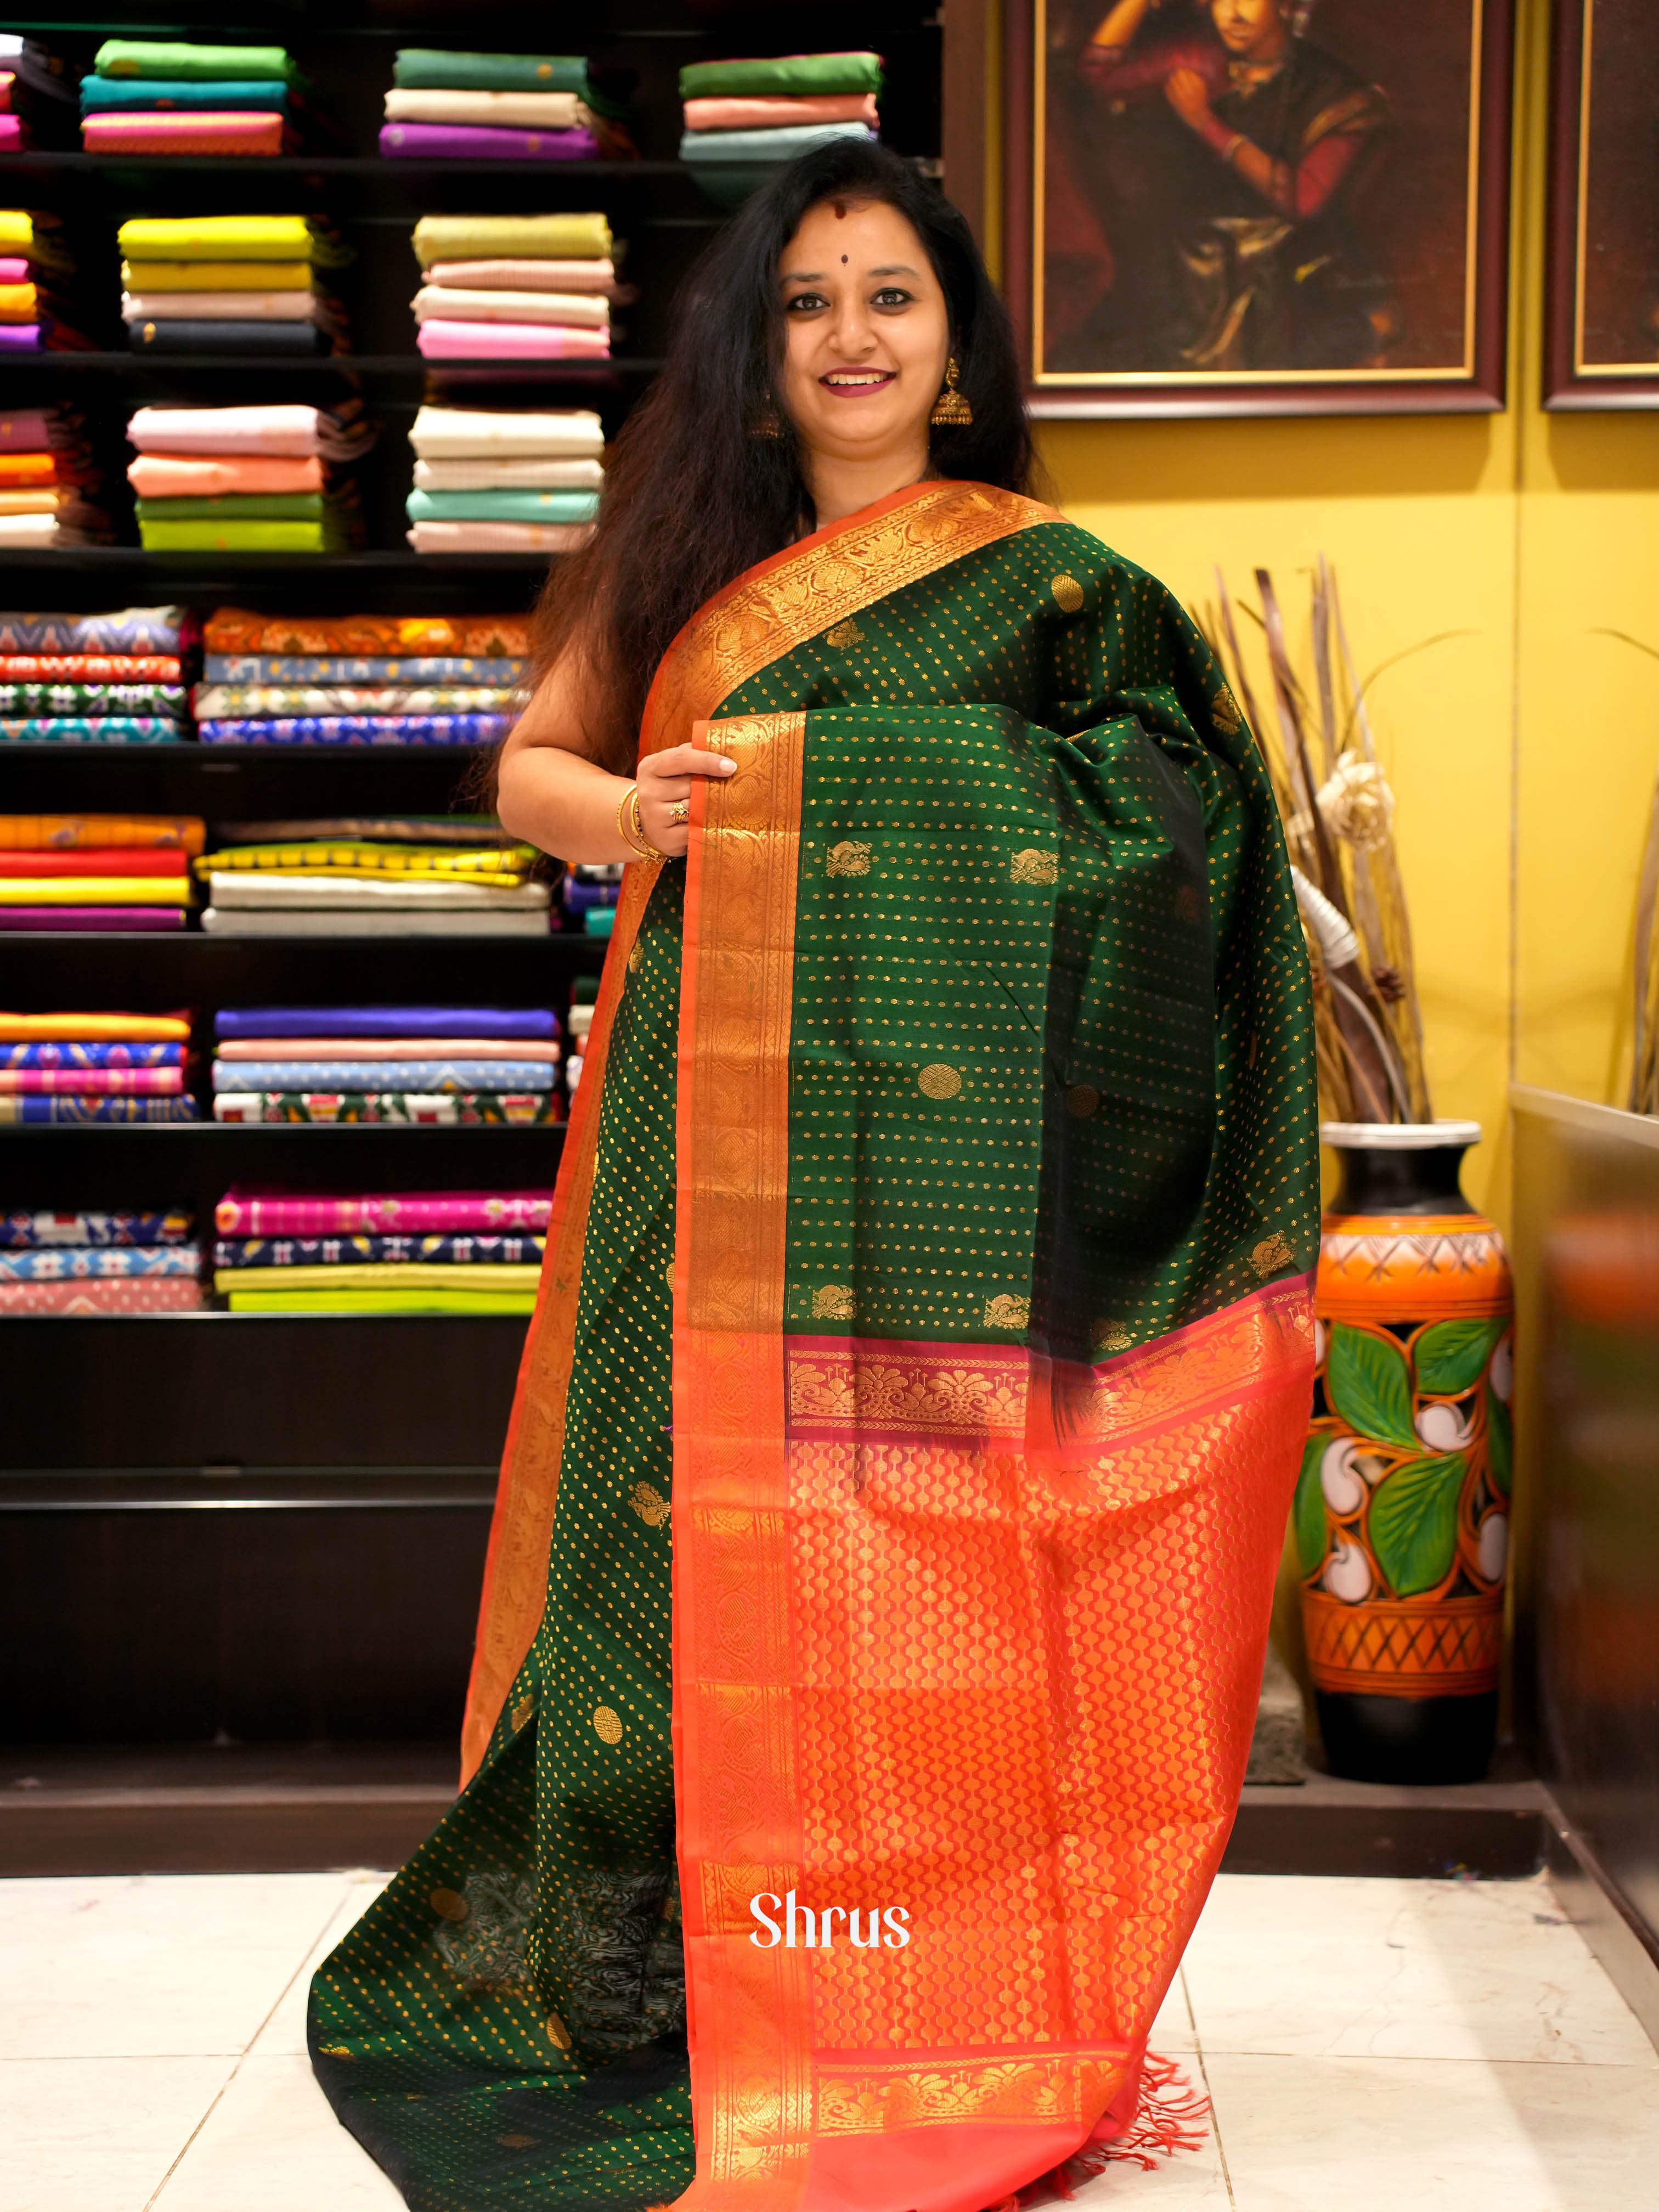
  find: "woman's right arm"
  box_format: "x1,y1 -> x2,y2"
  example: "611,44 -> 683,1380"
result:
495,639 -> 734,866
1088,0 -> 1155,55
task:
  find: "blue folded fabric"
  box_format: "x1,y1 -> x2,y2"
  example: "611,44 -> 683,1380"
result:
198,715 -> 511,747
404,488 -> 600,526
215,1007 -> 557,1040
0,1096 -> 199,1124
204,654 -> 526,685
80,75 -> 290,111
0,1244 -> 200,1280
679,121 -> 874,162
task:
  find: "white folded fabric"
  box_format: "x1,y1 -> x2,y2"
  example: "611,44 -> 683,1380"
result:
127,405 -> 363,460
122,290 -> 320,324
426,258 -> 618,294
413,456 -> 605,490
408,520 -> 594,555
408,405 -> 605,460
382,88 -> 590,129
206,871 -> 550,909
202,909 -> 550,937
412,286 -> 610,329
0,513 -> 65,545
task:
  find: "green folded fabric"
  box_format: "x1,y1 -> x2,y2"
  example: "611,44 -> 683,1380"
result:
679,52 -> 884,99
226,1287 -> 537,1313
393,49 -> 589,93
137,520 -> 334,552
681,122 -> 874,163
95,41 -> 296,83
405,488 -> 600,525
136,495 -> 325,521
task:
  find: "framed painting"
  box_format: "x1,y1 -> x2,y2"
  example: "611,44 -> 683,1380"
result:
999,0 -> 1516,417
1545,0 -> 1659,408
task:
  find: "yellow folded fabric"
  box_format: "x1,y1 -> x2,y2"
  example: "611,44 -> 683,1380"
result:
0,213 -> 33,255
0,1011 -> 192,1041
0,879 -> 193,906
0,282 -> 37,321
411,213 -> 612,269
0,491 -> 60,515
117,215 -> 317,262
216,1262 -> 543,1293
194,838 -> 538,877
225,1288 -> 538,1313
121,259 -> 313,292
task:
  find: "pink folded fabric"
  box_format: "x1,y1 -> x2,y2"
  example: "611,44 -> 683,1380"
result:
128,453 -> 325,496
83,111 -> 286,156
0,409 -> 55,452
0,1067 -> 184,1094
425,258 -> 619,294
217,1037 -> 561,1062
0,258 -> 28,284
408,519 -> 593,554
0,116 -> 26,153
412,287 -> 608,328
0,1277 -> 205,1313
379,121 -> 598,161
415,320 -> 610,360
681,93 -> 880,130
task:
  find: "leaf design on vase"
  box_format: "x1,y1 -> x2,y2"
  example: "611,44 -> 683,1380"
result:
1487,1388 -> 1512,1499
1326,1323 -> 1418,1452
1368,1452 -> 1466,1598
1413,1316 -> 1508,1396
1293,1432 -> 1328,1576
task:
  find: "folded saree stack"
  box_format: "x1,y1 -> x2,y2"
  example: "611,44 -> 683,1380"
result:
410,211 -> 616,376
211,1006 -> 563,1127
0,1201 -> 202,1311
0,209 -> 93,359
407,401 -> 603,554
0,1003 -> 198,1124
80,41 -> 302,157
679,50 -> 882,172
215,1181 -> 552,1311
196,819 -> 548,935
0,401 -> 110,549
127,403 -> 372,554
562,859 -> 621,936
119,214 -> 348,359
195,609 -> 527,746
0,612 -> 187,742
381,49 -> 633,162
0,35 -> 76,153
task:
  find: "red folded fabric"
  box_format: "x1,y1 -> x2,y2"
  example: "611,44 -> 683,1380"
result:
0,849 -> 187,876
0,1276 -> 204,1313
0,656 -> 183,683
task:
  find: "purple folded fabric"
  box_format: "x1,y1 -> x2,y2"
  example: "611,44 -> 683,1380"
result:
217,1006 -> 557,1041
0,907 -> 186,931
0,325 -> 41,351
379,122 -> 599,161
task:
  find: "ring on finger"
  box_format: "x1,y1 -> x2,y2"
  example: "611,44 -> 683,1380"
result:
668,798 -> 690,825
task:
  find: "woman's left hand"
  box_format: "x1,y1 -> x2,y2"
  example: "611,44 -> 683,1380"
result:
635,742 -> 737,859
1163,67 -> 1212,128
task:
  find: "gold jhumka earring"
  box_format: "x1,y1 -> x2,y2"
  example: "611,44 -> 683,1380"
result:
930,356 -> 973,426
751,393 -> 786,439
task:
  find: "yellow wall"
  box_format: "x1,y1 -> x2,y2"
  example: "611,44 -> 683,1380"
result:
1026,0 -> 1659,1225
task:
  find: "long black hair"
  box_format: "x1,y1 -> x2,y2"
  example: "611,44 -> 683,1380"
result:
533,138 -> 1040,772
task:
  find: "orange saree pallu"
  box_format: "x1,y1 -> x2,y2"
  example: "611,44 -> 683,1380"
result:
311,481 -> 1319,2212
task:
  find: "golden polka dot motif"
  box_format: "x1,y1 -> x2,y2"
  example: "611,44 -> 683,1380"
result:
592,1706 -> 623,1744
1051,572 -> 1085,613
428,1888 -> 467,1922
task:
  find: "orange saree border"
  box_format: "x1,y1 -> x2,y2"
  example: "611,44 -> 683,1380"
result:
461,477 -> 1056,1781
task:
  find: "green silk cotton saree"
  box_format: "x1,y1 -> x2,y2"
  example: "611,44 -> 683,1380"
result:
310,478 -> 1320,2212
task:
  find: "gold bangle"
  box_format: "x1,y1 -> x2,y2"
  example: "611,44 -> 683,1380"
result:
617,781 -> 667,863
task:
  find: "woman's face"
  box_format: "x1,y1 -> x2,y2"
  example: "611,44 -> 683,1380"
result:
1209,0 -> 1291,60
776,198 -> 951,468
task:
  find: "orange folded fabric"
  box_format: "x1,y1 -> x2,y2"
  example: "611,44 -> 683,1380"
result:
127,453 -> 325,498
0,453 -> 55,489
0,283 -> 38,324
204,608 -> 532,657
0,1010 -> 193,1042
82,111 -> 286,156
0,814 -> 206,854
681,92 -> 880,129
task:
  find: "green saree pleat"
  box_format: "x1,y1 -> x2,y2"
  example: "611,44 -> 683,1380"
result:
309,867 -> 698,2208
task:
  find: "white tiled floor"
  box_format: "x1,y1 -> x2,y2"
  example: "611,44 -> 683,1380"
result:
3,1869 -> 1655,2210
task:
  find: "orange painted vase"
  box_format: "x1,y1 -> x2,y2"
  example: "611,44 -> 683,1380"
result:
1298,1121 -> 1514,1783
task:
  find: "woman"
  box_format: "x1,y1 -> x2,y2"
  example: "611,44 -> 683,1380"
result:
1064,0 -> 1391,373
311,138 -> 1319,2212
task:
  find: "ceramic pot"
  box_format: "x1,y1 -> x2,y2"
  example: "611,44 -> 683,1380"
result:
1297,1121 -> 1514,1784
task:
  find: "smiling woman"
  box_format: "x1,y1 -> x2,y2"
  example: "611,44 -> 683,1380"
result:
308,137 -> 1321,2212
